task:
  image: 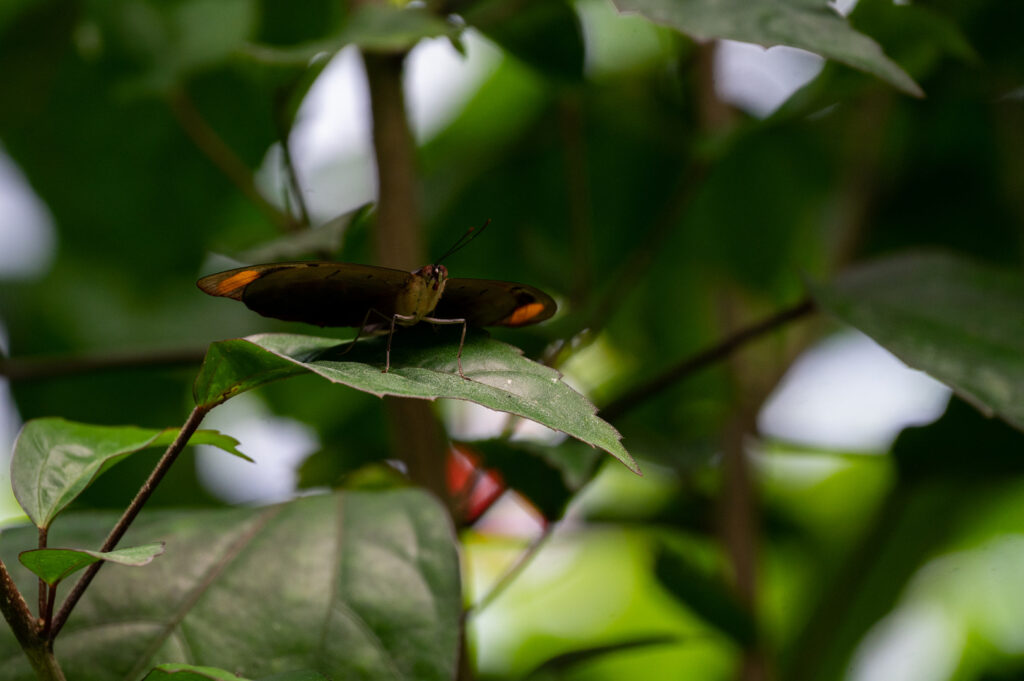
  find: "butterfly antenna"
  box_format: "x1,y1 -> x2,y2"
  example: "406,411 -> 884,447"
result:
435,219 -> 491,265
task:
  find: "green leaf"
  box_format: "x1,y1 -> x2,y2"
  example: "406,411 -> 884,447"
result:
86,0 -> 259,93
0,490 -> 459,681
11,419 -> 251,530
341,4 -> 456,53
654,546 -> 755,645
194,331 -> 639,473
465,0 -> 584,81
611,0 -> 922,97
234,204 -> 371,263
812,252 -> 1024,433
522,636 -> 678,680
18,543 -> 165,587
239,4 -> 455,64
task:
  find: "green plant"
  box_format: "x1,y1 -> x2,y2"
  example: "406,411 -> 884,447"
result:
2,1 -> 1024,680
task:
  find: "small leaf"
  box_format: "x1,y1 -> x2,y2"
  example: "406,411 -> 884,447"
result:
611,0 -> 922,97
813,252 -> 1024,433
19,542 -> 165,587
194,331 -> 639,473
12,419 -> 251,529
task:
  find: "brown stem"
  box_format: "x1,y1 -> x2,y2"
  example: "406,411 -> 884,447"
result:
168,89 -> 299,234
0,347 -> 207,382
362,51 -> 453,506
37,527 -> 47,622
558,94 -> 593,309
49,404 -> 211,639
364,52 -> 425,268
275,111 -> 313,229
363,46 -> 469,679
599,299 -> 815,421
0,558 -> 65,680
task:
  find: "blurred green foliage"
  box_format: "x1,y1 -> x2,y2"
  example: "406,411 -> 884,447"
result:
2,0 -> 1024,679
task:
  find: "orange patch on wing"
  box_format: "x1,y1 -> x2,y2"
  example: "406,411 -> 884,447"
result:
216,270 -> 262,295
500,302 -> 546,326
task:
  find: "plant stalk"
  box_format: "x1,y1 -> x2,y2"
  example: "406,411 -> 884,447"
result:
0,558 -> 65,680
49,404 -> 211,639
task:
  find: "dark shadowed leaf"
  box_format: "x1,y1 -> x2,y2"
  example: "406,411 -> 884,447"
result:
654,546 -> 755,645
0,490 -> 460,681
19,543 -> 165,587
239,4 -> 455,64
519,635 -> 679,680
611,0 -> 922,96
813,252 -> 1024,433
193,331 -> 638,473
11,419 -> 251,530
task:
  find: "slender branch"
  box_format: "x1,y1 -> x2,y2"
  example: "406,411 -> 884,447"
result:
168,89 -> 300,234
0,558 -> 65,680
41,587 -> 56,640
277,119 -> 312,229
0,347 -> 207,382
49,404 -> 211,639
464,523 -> 554,619
0,558 -> 39,650
584,160 -> 708,337
558,94 -> 593,309
37,527 -> 47,622
599,298 -> 816,421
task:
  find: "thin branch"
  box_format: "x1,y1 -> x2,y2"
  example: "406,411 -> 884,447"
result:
0,347 -> 207,382
558,94 -> 593,309
49,404 -> 211,639
363,50 -> 454,509
599,298 -> 816,421
464,523 -> 554,619
168,89 -> 300,234
37,527 -> 47,622
584,160 -> 708,337
0,558 -> 65,680
277,118 -> 312,229
0,558 -> 39,650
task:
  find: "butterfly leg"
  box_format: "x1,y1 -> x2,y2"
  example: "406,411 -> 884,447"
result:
340,308 -> 392,357
385,313 -> 416,373
424,316 -> 468,378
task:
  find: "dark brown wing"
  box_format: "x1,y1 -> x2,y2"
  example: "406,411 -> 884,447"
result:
434,278 -> 557,327
197,262 -> 412,327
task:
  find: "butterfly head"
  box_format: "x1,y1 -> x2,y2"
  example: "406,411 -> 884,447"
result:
414,264 -> 448,291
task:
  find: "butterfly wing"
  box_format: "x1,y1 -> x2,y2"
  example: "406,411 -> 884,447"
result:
434,278 -> 557,327
197,262 -> 412,327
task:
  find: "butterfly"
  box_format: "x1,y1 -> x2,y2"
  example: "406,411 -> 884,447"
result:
197,228 -> 556,377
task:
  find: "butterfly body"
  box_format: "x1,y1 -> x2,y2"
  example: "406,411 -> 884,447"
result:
197,260 -> 556,375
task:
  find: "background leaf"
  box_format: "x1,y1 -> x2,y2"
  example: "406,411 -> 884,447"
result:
812,252 -> 1024,432
0,490 -> 460,681
611,0 -> 922,96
